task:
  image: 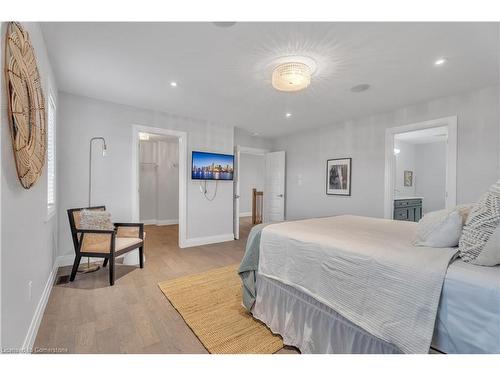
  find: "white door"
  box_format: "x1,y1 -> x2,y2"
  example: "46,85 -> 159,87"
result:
233,146 -> 240,239
264,151 -> 286,223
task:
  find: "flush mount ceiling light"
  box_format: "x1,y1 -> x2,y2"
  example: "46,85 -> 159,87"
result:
272,56 -> 317,92
272,62 -> 311,92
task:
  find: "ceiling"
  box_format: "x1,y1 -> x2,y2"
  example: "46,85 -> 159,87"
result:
395,126 -> 448,144
41,22 -> 499,138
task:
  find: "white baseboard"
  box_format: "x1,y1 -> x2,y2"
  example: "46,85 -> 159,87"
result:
157,219 -> 178,226
141,219 -> 179,226
21,258 -> 60,353
239,211 -> 252,217
182,233 -> 234,248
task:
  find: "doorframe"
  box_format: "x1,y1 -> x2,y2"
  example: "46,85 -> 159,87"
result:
131,125 -> 188,248
384,115 -> 457,219
233,145 -> 269,239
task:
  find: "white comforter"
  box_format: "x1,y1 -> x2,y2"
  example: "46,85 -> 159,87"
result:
258,215 -> 458,353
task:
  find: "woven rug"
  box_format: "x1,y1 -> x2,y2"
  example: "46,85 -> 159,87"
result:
158,264 -> 283,354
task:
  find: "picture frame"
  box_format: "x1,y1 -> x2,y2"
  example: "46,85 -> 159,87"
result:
326,158 -> 352,196
404,170 -> 413,187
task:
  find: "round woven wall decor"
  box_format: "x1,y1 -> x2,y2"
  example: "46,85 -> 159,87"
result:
4,22 -> 46,189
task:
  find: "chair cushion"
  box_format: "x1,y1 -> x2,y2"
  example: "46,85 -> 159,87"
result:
82,236 -> 143,253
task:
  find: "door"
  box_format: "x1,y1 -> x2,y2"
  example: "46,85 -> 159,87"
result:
264,151 -> 286,223
233,146 -> 240,239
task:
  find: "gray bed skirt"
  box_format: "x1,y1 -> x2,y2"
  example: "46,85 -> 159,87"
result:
252,274 -> 403,354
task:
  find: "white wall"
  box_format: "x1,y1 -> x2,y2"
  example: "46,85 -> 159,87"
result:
234,127 -> 273,150
57,92 -> 234,258
1,22 -> 58,349
239,153 -> 265,215
139,138 -> 179,223
394,140 -> 416,197
275,86 -> 499,220
415,142 -> 447,213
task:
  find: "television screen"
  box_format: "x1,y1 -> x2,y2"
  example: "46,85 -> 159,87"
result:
191,151 -> 234,180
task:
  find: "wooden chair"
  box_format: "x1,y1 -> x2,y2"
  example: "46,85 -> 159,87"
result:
67,206 -> 144,285
252,188 -> 264,225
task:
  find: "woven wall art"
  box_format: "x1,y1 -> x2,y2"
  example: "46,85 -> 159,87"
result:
4,22 -> 46,189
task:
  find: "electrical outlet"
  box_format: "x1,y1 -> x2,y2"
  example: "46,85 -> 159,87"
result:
28,281 -> 32,301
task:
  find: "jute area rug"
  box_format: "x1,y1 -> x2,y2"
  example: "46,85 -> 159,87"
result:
158,264 -> 283,354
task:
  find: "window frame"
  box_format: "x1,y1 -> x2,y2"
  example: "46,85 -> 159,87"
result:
46,93 -> 56,220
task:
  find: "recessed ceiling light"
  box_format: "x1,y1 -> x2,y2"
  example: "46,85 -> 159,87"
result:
434,58 -> 447,66
252,132 -> 260,136
170,81 -> 178,87
285,112 -> 292,118
350,84 -> 370,93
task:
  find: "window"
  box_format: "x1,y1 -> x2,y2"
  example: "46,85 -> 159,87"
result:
47,94 -> 56,217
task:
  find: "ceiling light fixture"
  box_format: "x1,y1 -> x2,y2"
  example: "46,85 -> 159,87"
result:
272,62 -> 312,92
285,112 -> 292,118
393,148 -> 401,155
170,81 -> 178,87
434,58 -> 447,66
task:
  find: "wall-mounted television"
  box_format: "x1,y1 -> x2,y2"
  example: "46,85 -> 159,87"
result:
191,151 -> 234,180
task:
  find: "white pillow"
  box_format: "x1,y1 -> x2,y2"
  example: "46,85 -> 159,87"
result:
413,205 -> 471,248
459,180 -> 500,266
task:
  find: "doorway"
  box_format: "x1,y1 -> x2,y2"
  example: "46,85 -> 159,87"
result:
384,116 -> 457,219
233,146 -> 286,239
139,133 -> 179,226
131,125 -> 187,248
233,146 -> 268,239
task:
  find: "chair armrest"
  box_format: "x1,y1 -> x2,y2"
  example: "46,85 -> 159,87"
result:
76,229 -> 116,234
114,223 -> 144,239
76,230 -> 116,254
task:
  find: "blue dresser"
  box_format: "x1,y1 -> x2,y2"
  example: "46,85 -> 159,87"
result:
394,198 -> 423,222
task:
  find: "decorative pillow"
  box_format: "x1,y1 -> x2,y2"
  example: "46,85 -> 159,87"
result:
413,205 -> 472,248
79,209 -> 114,231
459,180 -> 500,266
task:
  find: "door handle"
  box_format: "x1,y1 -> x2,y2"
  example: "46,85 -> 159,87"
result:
234,195 -> 240,199
277,194 -> 283,198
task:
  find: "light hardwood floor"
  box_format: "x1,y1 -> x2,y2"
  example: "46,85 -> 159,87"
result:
34,217 -> 297,354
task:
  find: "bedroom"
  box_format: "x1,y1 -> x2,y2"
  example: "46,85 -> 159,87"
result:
1,0 -> 499,372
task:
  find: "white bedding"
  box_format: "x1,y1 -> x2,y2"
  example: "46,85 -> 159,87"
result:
258,215 -> 458,354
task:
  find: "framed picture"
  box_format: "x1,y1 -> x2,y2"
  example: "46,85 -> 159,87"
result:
404,170 -> 413,187
326,158 -> 352,196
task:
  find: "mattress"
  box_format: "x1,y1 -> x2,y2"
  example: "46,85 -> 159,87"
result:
432,260 -> 500,353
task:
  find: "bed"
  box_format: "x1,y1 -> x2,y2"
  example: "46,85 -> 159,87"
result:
246,215 -> 500,354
